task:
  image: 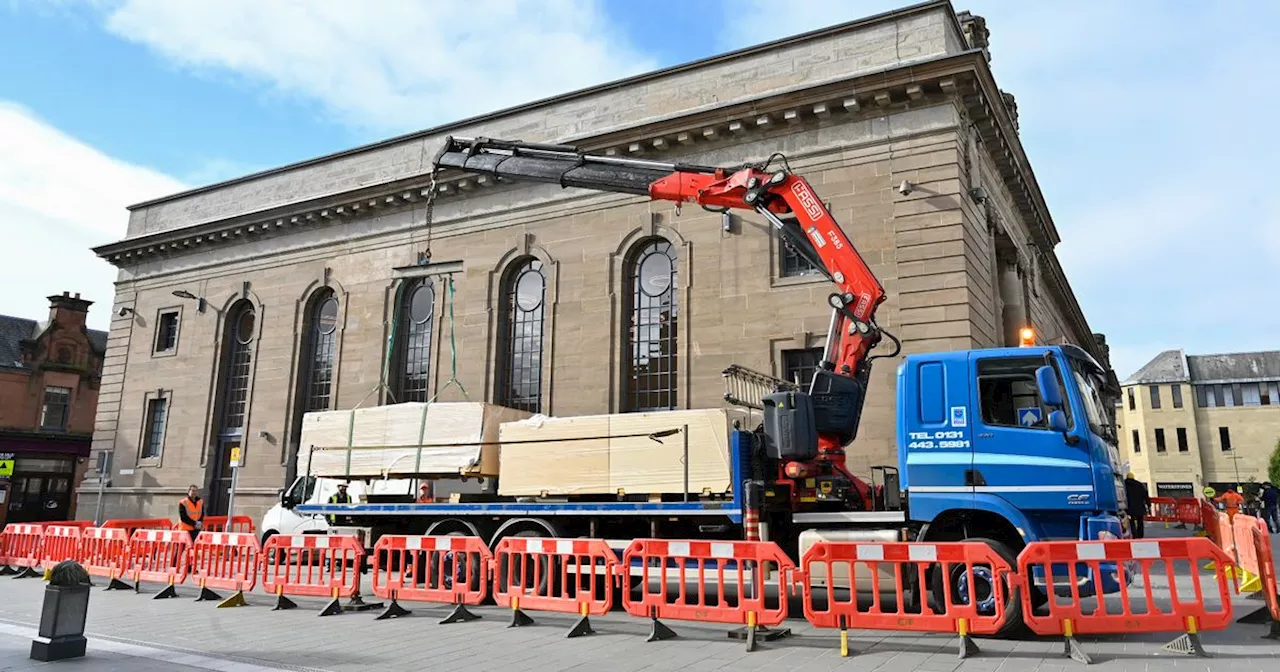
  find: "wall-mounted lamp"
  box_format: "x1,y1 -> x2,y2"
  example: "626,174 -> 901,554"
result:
171,289 -> 206,314
117,307 -> 134,317
969,186 -> 988,204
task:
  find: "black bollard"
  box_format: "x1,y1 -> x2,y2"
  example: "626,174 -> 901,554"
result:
30,560 -> 90,661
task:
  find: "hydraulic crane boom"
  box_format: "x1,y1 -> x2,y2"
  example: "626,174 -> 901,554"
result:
432,136 -> 898,510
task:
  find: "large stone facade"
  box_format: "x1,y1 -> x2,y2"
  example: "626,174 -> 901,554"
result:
76,1 -> 1112,524
1118,350 -> 1280,498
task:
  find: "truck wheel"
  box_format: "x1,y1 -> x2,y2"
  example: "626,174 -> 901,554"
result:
495,530 -> 554,596
929,537 -> 1027,638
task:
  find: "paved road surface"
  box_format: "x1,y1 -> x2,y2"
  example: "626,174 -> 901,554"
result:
0,527 -> 1276,671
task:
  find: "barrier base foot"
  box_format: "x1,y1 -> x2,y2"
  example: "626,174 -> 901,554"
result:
195,586 -> 222,602
153,585 -> 178,600
375,599 -> 412,621
0,566 -> 15,576
1063,636 -> 1091,665
341,594 -> 383,612
1162,632 -> 1209,657
105,578 -> 132,591
319,598 -> 343,617
509,608 -> 535,628
273,595 -> 298,611
566,615 -> 595,638
216,591 -> 247,609
1239,604 -> 1273,624
647,618 -> 677,642
1265,620 -> 1280,640
440,603 -> 480,624
727,624 -> 790,643
12,567 -> 39,579
957,635 -> 979,660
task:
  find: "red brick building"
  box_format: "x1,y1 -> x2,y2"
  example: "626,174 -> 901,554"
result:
0,292 -> 106,526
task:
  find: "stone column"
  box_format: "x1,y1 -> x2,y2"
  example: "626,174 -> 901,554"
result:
998,257 -> 1027,346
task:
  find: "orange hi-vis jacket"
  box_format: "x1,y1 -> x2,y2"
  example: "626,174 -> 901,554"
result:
178,496 -> 203,531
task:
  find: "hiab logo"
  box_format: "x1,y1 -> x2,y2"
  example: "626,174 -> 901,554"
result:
790,181 -> 825,221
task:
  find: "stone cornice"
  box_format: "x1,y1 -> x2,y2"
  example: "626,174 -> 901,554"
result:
98,52 -> 995,265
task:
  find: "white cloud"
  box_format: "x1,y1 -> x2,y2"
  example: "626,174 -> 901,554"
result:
99,0 -> 659,133
0,103 -> 185,330
719,1 -> 1280,379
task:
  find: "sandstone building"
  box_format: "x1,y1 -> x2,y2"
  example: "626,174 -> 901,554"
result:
0,292 -> 106,526
1117,350 -> 1280,498
77,1 -> 1114,524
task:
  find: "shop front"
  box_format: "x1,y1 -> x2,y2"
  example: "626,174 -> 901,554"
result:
0,434 -> 90,527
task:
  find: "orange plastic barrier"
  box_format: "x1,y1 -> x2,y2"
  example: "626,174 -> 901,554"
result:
175,516 -> 255,535
126,529 -> 193,599
190,531 -> 260,607
1176,498 -> 1203,527
1018,537 -> 1234,662
103,518 -> 174,537
800,541 -> 1011,657
1232,514 -> 1262,583
1146,497 -> 1177,524
1242,521 -> 1280,637
492,536 -> 618,637
622,539 -> 792,650
261,534 -> 365,616
0,523 -> 44,577
370,535 -> 492,623
38,525 -> 83,570
80,527 -> 133,589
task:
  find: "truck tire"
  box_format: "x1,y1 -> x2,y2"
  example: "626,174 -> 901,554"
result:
929,537 -> 1027,639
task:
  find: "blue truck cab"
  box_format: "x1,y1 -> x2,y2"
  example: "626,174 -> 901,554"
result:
897,344 -> 1125,600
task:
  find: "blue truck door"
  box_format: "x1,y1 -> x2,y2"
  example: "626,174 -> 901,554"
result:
899,355 -> 973,519
967,352 -> 1094,512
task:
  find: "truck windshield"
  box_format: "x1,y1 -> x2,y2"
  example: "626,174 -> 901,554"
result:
1069,358 -> 1110,439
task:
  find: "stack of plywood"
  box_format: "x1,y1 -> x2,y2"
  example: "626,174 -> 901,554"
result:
299,402 -> 530,478
496,408 -> 748,497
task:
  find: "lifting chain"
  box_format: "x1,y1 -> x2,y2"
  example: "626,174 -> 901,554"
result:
420,167 -> 440,263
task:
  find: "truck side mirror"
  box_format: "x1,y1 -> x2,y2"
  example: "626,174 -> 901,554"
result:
1036,365 -> 1064,408
1048,409 -> 1069,433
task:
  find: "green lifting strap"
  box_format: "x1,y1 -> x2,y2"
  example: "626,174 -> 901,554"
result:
431,274 -> 470,402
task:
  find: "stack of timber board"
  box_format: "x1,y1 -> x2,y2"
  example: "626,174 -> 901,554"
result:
496,408 -> 748,497
299,402 -> 530,478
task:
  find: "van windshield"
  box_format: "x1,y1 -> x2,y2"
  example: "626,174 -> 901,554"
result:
288,476 -> 318,503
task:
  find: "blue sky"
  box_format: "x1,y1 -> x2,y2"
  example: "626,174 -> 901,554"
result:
1,0 -> 1277,379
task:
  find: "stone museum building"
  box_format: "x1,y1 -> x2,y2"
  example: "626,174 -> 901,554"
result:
77,1 -> 1115,523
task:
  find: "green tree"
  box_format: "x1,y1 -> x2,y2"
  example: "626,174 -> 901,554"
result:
1269,437 -> 1280,485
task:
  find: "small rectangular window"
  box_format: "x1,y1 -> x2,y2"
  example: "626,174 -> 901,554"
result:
1155,428 -> 1166,453
1149,385 -> 1161,409
1171,384 -> 1183,409
1196,384 -> 1209,408
154,311 -> 180,354
1263,383 -> 1274,406
40,387 -> 71,430
141,398 -> 168,460
1220,426 -> 1231,451
1127,388 -> 1135,410
1230,384 -> 1242,407
782,348 -> 824,390
1242,383 -> 1261,406
776,218 -> 823,278
1213,384 -> 1226,407
1132,429 -> 1141,454
1176,427 -> 1188,452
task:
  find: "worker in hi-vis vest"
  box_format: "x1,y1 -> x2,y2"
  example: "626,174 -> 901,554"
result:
177,484 -> 204,541
327,482 -> 352,525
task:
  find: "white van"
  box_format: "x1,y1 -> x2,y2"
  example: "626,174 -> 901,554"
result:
260,476 -> 415,542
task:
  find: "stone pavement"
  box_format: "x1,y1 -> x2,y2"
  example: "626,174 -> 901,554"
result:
0,525 -> 1277,671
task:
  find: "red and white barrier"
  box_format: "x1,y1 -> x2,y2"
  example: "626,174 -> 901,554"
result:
371,535 -> 492,623
260,534 -> 365,616
492,537 -> 618,636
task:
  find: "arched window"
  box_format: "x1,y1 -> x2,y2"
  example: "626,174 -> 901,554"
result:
302,290 -> 339,412
395,278 -> 435,403
497,258 -> 545,412
623,239 -> 678,412
219,301 -> 257,432
209,299 -> 256,514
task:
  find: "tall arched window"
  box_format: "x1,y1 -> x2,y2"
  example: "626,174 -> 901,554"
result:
623,239 -> 678,412
395,278 -> 435,403
497,258 -> 545,412
209,299 -> 256,513
302,290 -> 339,412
